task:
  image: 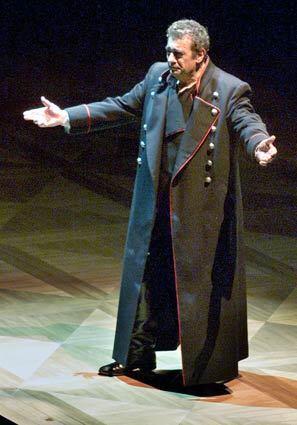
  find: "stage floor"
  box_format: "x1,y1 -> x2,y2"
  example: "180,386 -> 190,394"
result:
0,146 -> 296,425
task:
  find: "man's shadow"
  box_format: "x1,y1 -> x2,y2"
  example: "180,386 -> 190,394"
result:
124,369 -> 231,397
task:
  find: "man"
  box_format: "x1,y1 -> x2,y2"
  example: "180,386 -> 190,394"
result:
24,19 -> 277,386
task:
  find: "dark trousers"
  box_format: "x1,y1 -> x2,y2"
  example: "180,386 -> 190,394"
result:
127,185 -> 179,364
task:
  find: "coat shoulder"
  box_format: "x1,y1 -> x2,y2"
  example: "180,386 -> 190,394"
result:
147,61 -> 169,76
145,62 -> 169,86
213,64 -> 251,93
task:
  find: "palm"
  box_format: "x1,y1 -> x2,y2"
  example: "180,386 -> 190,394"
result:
255,136 -> 277,166
23,97 -> 65,127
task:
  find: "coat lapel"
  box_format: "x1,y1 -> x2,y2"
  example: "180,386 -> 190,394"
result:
172,61 -> 220,179
146,82 -> 169,191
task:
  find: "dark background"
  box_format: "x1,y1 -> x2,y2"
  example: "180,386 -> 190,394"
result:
1,0 -> 296,229
2,1 -> 295,96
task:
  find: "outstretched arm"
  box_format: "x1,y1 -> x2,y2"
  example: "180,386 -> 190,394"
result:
23,66 -> 153,133
227,83 -> 277,165
65,79 -> 146,134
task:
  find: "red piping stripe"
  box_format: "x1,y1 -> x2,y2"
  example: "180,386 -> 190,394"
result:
174,99 -> 220,178
83,104 -> 91,134
249,132 -> 267,141
169,189 -> 185,384
169,97 -> 220,386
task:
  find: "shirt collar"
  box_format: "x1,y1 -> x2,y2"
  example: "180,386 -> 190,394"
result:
166,56 -> 210,96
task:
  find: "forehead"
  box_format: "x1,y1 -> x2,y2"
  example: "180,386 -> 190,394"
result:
166,35 -> 194,51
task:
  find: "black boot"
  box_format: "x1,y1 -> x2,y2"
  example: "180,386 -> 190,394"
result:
98,352 -> 156,377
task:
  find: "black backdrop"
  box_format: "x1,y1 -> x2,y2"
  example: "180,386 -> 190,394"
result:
2,1 -> 296,99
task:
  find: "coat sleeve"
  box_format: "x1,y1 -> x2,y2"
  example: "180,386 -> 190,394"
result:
65,67 -> 153,134
226,82 -> 270,159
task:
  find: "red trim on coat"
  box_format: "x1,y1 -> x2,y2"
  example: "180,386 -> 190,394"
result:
174,98 -> 220,178
83,104 -> 91,133
169,97 -> 220,385
249,132 -> 267,141
168,189 -> 185,384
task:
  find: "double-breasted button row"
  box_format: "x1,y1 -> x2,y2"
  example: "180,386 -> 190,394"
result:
205,153 -> 213,185
205,100 -> 218,185
206,139 -> 214,182
211,90 -> 219,115
207,142 -> 215,155
205,94 -> 219,185
138,124 -> 148,165
205,159 -> 213,171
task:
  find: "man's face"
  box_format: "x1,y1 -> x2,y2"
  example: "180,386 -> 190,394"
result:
165,36 -> 205,84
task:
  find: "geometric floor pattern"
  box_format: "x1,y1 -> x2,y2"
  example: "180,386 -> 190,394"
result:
0,146 -> 296,424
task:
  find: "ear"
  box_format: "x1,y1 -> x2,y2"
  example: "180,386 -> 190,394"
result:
195,48 -> 207,64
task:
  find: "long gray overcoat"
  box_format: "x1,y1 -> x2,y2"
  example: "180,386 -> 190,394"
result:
66,60 -> 269,386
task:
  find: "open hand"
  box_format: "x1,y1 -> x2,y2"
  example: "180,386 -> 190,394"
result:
23,97 -> 68,127
255,135 -> 277,166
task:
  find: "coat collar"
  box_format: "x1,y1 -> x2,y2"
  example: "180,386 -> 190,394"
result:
158,59 -> 217,99
198,59 -> 217,97
171,61 -> 220,179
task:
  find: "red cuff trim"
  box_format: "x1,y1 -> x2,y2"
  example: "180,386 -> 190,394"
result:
249,132 -> 267,141
83,104 -> 91,133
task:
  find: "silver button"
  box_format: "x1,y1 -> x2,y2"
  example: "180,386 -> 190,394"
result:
140,140 -> 146,148
137,157 -> 142,165
143,123 -> 147,131
211,108 -> 218,116
211,125 -> 217,133
151,91 -> 155,97
208,142 -> 215,150
205,159 -> 212,171
158,76 -> 162,82
213,91 -> 219,99
205,176 -> 212,184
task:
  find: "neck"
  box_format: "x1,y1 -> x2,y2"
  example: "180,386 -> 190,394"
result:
179,57 -> 209,89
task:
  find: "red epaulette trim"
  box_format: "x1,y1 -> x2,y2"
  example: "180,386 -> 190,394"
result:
83,104 -> 91,133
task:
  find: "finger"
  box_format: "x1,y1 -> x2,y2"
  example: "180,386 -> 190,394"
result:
23,112 -> 35,121
259,153 -> 275,166
23,110 -> 36,119
23,109 -> 43,120
269,146 -> 278,157
266,135 -> 276,146
41,96 -> 53,108
259,157 -> 272,166
37,121 -> 48,127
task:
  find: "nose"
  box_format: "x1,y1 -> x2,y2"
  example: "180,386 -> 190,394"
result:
167,52 -> 176,64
